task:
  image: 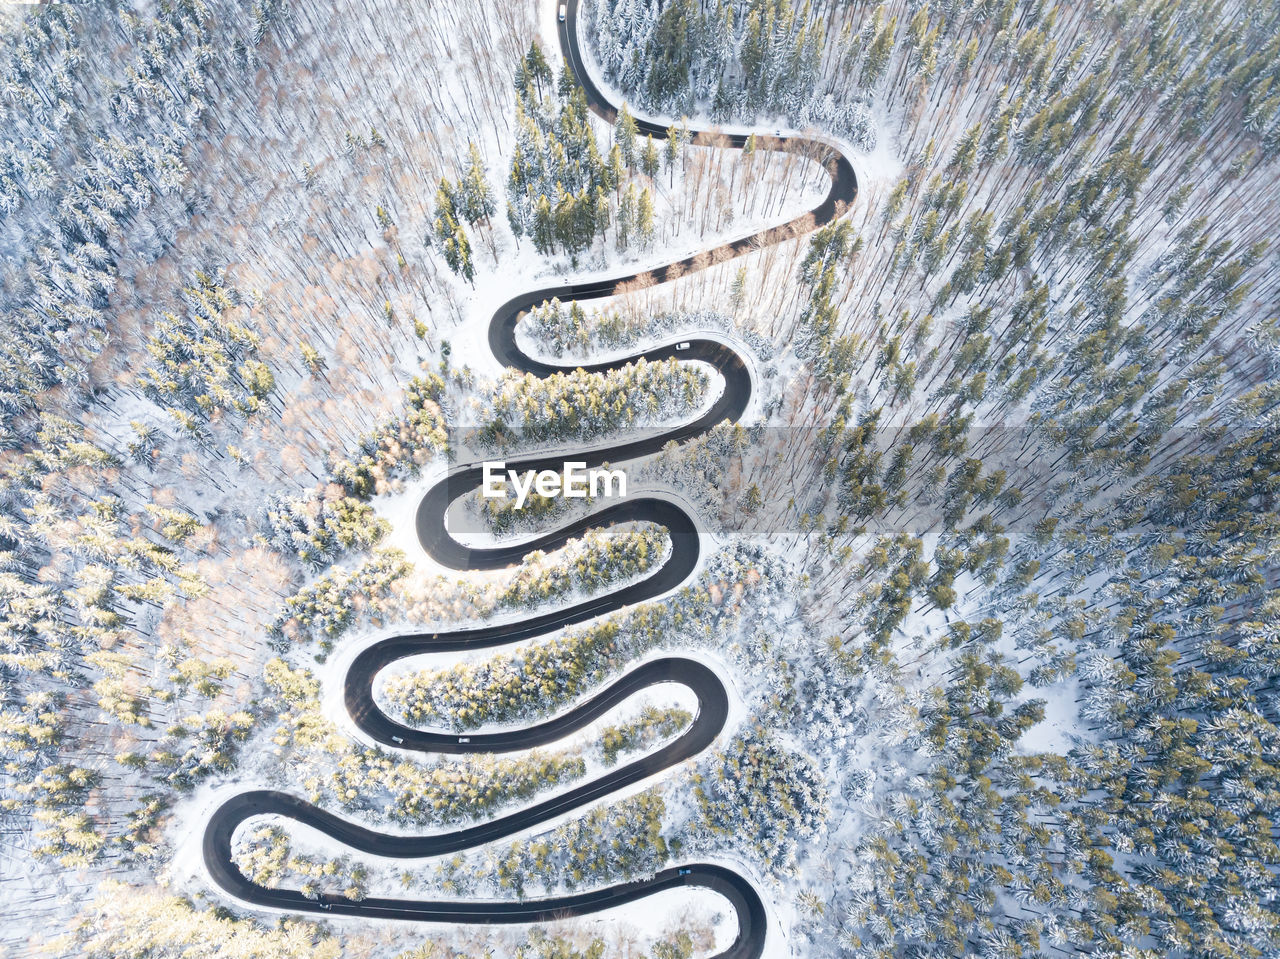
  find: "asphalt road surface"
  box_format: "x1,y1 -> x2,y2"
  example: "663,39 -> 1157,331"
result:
203,3 -> 856,955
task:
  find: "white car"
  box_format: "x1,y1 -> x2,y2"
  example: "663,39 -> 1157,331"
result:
676,342 -> 691,351
458,736 -> 470,743
558,4 -> 567,21
391,735 -> 404,744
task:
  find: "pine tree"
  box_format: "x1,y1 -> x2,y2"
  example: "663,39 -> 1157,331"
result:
593,186 -> 611,242
637,187 -> 655,249
431,177 -> 459,246
641,134 -> 660,178
617,183 -> 637,250
532,194 -> 555,254
615,103 -> 639,167
457,142 -> 496,223
607,143 -> 625,193
730,266 -> 748,314
441,216 -> 474,284
523,40 -> 552,98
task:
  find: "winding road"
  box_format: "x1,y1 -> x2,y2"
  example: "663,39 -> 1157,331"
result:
203,3 -> 856,956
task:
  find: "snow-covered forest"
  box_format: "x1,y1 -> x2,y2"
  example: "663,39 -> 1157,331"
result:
584,0 -> 878,149
3,0 -> 1280,956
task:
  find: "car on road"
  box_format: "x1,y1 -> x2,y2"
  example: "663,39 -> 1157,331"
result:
676,342 -> 691,351
391,735 -> 404,744
558,4 -> 566,20
678,868 -> 692,876
318,902 -> 332,911
458,736 -> 470,743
